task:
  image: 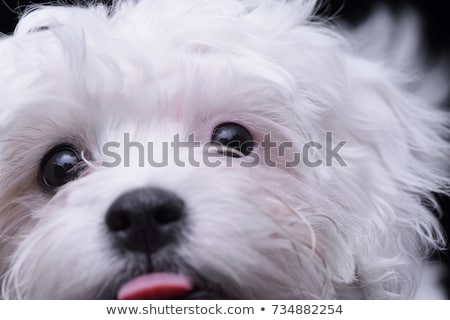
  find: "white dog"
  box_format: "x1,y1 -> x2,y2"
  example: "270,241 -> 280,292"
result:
0,0 -> 448,299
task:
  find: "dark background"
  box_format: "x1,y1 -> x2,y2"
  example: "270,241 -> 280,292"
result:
1,0 -> 449,294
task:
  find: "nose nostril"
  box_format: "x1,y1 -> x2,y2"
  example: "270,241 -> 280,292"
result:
153,205 -> 183,225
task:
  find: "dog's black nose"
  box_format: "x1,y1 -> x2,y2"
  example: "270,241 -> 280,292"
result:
105,187 -> 185,253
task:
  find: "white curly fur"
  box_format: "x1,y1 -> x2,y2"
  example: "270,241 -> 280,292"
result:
0,0 -> 448,299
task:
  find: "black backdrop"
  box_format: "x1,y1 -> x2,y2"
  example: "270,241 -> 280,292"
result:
1,0 -> 450,295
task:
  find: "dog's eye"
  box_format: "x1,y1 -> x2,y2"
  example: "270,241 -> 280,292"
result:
40,145 -> 83,190
211,123 -> 254,157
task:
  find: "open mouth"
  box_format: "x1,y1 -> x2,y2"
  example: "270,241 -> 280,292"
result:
117,272 -> 229,300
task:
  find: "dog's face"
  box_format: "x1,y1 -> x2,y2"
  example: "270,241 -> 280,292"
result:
0,0 -> 448,299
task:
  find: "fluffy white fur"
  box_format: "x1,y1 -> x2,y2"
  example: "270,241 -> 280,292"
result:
0,0 -> 449,299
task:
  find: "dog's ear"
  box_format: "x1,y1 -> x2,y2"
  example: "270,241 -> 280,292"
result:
341,8 -> 450,298
346,8 -> 449,203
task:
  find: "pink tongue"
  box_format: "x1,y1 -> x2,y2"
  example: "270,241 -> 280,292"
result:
117,273 -> 193,300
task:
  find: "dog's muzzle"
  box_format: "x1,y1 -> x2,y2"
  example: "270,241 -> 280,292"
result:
105,187 -> 191,299
104,187 -> 228,299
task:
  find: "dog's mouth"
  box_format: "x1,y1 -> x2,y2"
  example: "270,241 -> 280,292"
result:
117,272 -> 228,300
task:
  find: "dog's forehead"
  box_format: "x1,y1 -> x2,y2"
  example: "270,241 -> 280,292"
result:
0,0 -> 345,142
3,21 -> 267,96
0,34 -> 293,132
0,0 -> 332,96
0,33 -> 284,155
